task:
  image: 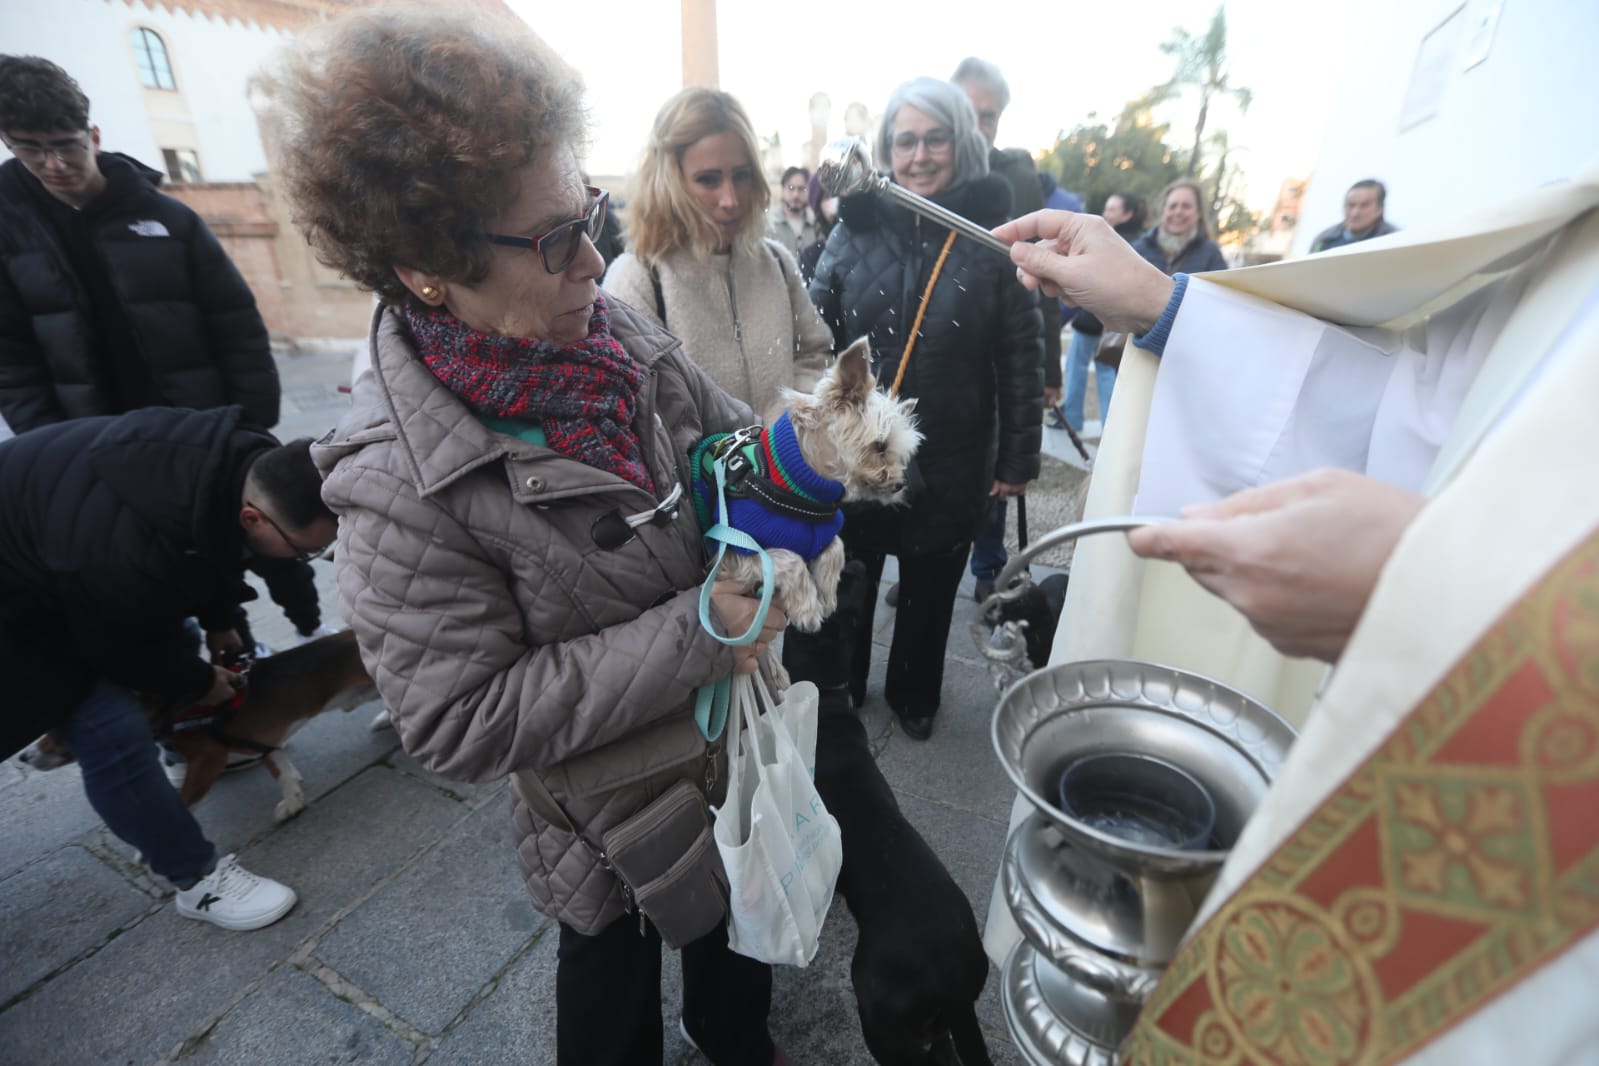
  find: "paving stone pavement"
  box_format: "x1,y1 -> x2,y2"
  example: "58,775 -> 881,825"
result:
0,343 -> 1092,1065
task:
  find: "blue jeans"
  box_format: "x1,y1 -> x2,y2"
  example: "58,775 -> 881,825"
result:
1062,330 -> 1119,431
1061,329 -> 1096,431
53,680 -> 216,888
969,497 -> 1007,582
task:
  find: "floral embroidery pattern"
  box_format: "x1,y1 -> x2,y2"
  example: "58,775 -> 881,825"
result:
1388,777 -> 1537,914
1124,531 -> 1599,1066
1215,903 -> 1370,1064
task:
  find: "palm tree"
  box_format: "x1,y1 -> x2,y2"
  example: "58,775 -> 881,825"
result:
1161,6 -> 1253,177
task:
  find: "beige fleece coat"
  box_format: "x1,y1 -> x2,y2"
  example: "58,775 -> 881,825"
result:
603,238 -> 832,422
313,301 -> 751,934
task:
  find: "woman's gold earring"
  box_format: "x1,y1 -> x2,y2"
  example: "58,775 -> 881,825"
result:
421,285 -> 441,301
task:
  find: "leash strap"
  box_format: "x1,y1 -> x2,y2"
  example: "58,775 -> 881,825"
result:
889,229 -> 959,399
693,451 -> 777,740
693,676 -> 731,745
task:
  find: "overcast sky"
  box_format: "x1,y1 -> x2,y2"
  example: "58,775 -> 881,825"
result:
507,0 -> 1373,212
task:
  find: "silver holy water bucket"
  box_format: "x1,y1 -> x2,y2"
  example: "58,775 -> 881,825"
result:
974,520 -> 1297,1064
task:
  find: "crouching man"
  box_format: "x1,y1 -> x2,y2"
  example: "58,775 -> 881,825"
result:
0,406 -> 336,930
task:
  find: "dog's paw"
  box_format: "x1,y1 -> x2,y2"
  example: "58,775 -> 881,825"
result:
787,601 -> 826,632
274,792 -> 306,822
368,708 -> 393,732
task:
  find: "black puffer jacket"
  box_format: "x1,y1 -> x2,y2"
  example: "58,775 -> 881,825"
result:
809,173 -> 1043,556
0,406 -> 277,758
990,147 -> 1062,388
0,154 -> 278,432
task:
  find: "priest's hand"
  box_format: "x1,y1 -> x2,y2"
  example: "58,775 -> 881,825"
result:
993,211 -> 1175,334
1125,469 -> 1426,663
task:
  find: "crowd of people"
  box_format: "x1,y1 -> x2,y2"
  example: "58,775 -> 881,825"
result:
6,3 -> 1590,1064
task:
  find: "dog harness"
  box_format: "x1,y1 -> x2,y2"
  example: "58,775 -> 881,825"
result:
689,412 -> 844,561
158,656 -> 277,755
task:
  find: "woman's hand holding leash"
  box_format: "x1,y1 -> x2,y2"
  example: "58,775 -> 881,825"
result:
711,581 -> 788,673
993,210 -> 1176,335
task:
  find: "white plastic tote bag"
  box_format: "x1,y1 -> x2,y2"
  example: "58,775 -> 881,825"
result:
712,671 -> 841,966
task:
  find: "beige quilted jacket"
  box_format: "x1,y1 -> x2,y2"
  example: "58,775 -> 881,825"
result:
314,300 -> 752,934
602,238 -> 831,423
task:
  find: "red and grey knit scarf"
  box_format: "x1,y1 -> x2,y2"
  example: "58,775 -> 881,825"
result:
406,296 -> 654,493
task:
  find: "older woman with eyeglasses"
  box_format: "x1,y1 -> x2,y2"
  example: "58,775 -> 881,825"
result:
804,76 -> 1042,741
257,10 -> 786,1065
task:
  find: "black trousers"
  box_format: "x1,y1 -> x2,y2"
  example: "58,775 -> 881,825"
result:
834,507 -> 970,719
555,914 -> 773,1066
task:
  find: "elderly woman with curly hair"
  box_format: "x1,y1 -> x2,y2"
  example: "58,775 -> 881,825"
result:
805,76 -> 1043,741
603,88 -> 832,423
256,9 -> 787,1065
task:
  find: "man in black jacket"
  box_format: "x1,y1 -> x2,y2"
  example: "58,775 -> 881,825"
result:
1309,178 -> 1399,253
0,406 -> 336,930
0,55 -> 279,433
0,57 -> 328,659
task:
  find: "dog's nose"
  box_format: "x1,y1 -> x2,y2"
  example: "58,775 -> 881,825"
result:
887,480 -> 905,493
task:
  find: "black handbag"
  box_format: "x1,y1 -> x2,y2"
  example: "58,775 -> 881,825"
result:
1094,331 -> 1128,370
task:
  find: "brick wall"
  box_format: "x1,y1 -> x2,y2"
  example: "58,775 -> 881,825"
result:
166,178 -> 371,341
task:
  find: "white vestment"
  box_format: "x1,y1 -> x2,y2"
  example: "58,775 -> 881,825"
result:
982,166 -> 1599,1063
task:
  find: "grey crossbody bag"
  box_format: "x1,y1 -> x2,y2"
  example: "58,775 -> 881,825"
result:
509,770 -> 728,948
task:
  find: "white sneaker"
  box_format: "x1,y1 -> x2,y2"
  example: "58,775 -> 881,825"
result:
161,748 -> 187,790
162,748 -> 262,788
174,854 -> 297,930
222,752 -> 266,773
295,624 -> 341,645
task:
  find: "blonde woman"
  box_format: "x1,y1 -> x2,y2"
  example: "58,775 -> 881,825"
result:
604,88 -> 831,422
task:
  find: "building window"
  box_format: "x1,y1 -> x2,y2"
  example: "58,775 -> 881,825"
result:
131,28 -> 176,91
162,148 -> 202,184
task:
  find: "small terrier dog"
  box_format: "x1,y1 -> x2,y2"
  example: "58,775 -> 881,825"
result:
18,630 -> 377,822
691,339 -> 921,632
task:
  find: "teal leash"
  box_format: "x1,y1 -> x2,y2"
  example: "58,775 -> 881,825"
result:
692,451 -> 776,741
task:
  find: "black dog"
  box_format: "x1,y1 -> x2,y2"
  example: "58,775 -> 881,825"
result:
992,572 -> 1070,670
789,563 -> 993,1065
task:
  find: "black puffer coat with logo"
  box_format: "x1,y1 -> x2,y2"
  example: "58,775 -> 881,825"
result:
0,154 -> 278,432
808,172 -> 1042,557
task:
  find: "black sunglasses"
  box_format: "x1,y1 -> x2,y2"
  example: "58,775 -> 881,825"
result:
483,185 -> 608,275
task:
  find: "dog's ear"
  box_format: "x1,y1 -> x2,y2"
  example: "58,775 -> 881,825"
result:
833,338 -> 873,406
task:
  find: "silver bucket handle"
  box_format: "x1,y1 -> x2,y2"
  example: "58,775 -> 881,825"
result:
970,515 -> 1172,683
